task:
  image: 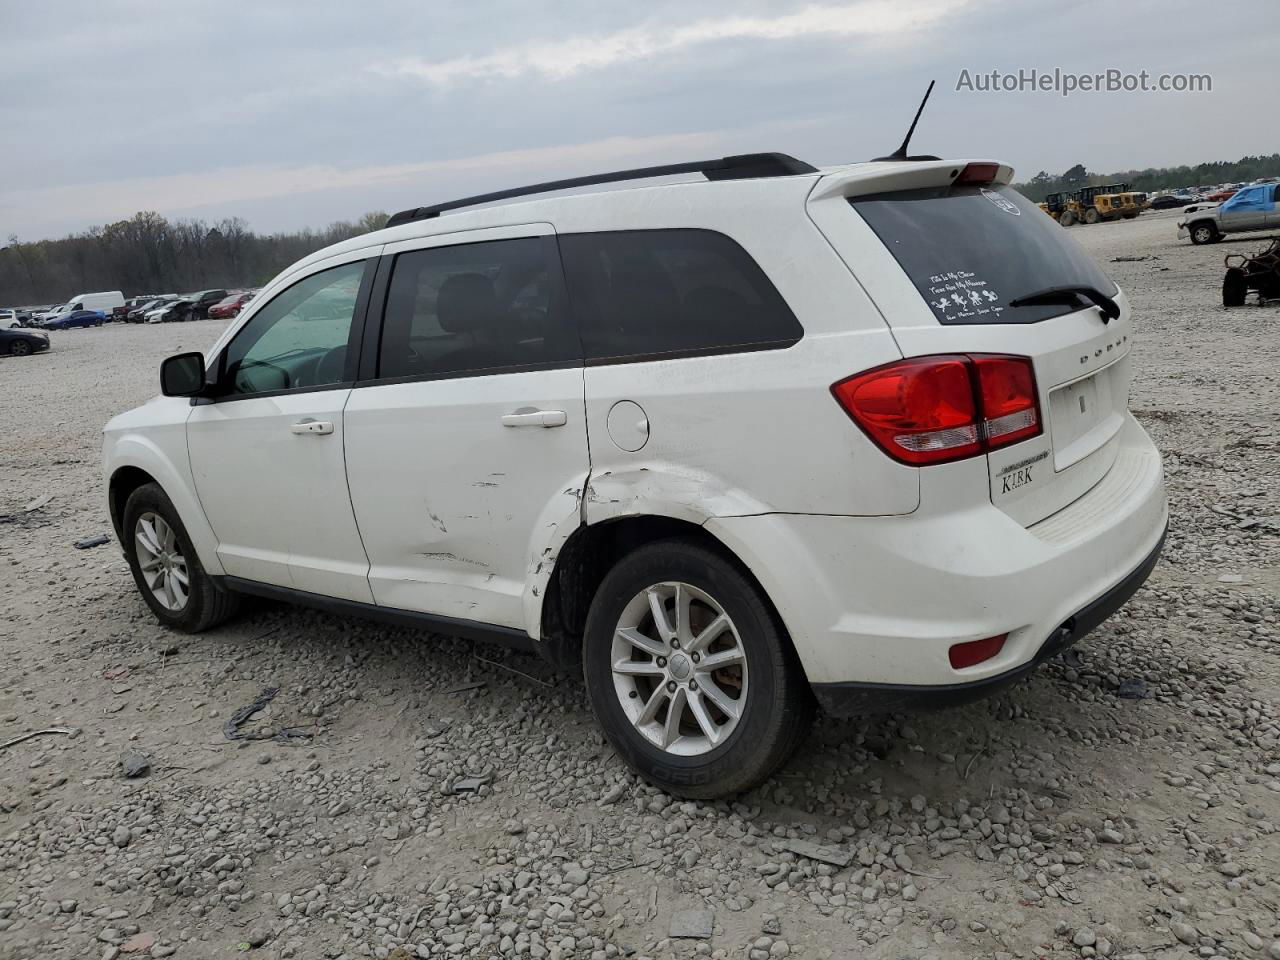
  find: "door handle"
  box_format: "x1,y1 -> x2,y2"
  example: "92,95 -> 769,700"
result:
501,408 -> 568,428
290,418 -> 334,435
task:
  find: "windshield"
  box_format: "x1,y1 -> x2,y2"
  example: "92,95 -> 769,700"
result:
851,184 -> 1117,324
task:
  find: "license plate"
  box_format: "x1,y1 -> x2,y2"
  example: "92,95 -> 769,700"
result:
1049,367 -> 1117,469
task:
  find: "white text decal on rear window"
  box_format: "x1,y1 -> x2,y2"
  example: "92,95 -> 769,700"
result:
925,270 -> 1006,322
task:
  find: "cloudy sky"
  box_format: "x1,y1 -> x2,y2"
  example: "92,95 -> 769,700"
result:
1,0 -> 1274,241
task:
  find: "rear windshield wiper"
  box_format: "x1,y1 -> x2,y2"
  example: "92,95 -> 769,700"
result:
1008,285 -> 1120,322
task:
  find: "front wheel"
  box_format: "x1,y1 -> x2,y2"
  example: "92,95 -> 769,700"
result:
582,539 -> 812,799
1190,223 -> 1219,245
123,483 -> 239,632
9,339 -> 32,356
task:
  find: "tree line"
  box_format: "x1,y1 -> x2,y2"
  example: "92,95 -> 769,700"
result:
0,210 -> 390,307
1013,154 -> 1280,202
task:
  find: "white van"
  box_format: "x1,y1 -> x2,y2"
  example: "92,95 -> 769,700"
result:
46,291 -> 125,321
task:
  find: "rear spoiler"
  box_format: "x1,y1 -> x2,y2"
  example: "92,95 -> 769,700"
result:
810,160 -> 1015,203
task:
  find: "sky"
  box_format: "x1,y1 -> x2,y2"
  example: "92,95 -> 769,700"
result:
1,0 -> 1275,242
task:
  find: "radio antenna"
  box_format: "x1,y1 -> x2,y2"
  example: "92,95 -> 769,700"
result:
874,80 -> 941,162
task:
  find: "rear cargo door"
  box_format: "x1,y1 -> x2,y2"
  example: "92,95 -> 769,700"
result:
809,172 -> 1132,526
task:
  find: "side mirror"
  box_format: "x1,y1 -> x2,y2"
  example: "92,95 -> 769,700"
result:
161,352 -> 207,397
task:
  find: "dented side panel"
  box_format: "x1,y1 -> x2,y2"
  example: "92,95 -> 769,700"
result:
343,366 -> 589,633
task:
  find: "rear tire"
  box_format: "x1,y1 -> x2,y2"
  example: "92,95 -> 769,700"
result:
123,483 -> 239,632
582,538 -> 812,799
1223,268 -> 1248,307
1084,207 -> 1101,225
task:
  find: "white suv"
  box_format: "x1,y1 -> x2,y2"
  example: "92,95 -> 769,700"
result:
103,153 -> 1167,798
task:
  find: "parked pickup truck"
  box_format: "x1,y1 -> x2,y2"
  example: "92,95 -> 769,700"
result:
1179,184 -> 1280,245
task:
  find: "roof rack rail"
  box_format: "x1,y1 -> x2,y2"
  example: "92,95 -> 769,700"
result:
385,152 -> 818,228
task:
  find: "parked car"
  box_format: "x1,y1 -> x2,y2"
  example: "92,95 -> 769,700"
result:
43,291 -> 125,325
1205,187 -> 1239,203
0,308 -> 19,328
1178,183 -> 1280,244
186,289 -> 230,320
103,152 -> 1167,798
147,299 -> 193,323
1,326 -> 50,356
114,296 -> 156,322
44,309 -> 105,329
127,297 -> 175,322
208,291 -> 254,319
1149,194 -> 1194,210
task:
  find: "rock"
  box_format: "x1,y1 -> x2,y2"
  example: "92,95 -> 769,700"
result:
1098,828 -> 1124,844
247,927 -> 270,947
670,909 -> 714,939
1268,942 -> 1280,960
112,825 -> 132,848
1170,922 -> 1198,945
120,752 -> 150,779
776,838 -> 853,868
1218,862 -> 1243,877
1116,678 -> 1149,699
761,915 -> 781,936
1074,928 -> 1097,947
120,932 -> 157,953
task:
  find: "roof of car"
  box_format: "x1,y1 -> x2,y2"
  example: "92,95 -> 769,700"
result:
277,154 -> 1010,284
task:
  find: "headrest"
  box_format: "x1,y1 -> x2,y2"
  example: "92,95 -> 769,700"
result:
436,272 -> 497,334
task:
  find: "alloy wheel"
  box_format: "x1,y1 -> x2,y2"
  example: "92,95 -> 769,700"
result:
610,581 -> 748,756
134,512 -> 189,611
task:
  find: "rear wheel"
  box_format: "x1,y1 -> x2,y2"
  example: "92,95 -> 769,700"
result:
582,539 -> 812,799
1190,222 -> 1219,245
9,339 -> 31,356
123,483 -> 239,632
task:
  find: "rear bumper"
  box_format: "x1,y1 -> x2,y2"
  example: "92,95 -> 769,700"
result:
706,413 -> 1167,706
810,524 -> 1164,716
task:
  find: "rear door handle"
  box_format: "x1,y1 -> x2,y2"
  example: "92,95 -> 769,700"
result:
501,408 -> 567,428
290,418 -> 334,435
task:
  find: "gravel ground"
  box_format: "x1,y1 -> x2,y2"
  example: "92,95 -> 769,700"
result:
2,211 -> 1279,960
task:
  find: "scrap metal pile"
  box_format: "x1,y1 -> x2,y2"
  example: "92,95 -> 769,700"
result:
1223,239 -> 1280,307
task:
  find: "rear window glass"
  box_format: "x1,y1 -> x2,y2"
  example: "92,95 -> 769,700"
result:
851,185 -> 1117,324
559,229 -> 801,362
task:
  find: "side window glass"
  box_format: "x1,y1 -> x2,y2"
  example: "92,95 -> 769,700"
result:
222,260 -> 366,396
377,237 -> 577,380
558,229 -> 802,362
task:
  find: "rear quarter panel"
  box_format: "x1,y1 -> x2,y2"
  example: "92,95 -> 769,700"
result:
553,178 -> 918,523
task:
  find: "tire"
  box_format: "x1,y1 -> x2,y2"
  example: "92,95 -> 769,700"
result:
582,538 -> 812,799
1190,223 -> 1219,245
9,339 -> 31,356
1059,210 -> 1075,227
1223,268 -> 1248,307
122,482 -> 239,632
1083,207 -> 1101,225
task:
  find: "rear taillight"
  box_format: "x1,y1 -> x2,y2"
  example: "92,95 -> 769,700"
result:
832,354 -> 1041,466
